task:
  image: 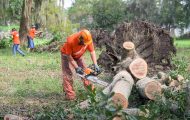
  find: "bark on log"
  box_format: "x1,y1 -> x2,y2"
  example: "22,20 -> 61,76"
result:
103,70 -> 134,95
136,77 -> 162,100
111,80 -> 133,108
103,70 -> 134,108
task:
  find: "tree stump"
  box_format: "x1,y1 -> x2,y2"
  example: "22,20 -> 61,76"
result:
136,77 -> 162,100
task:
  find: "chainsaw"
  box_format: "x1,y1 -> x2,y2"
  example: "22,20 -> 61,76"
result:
76,68 -> 109,87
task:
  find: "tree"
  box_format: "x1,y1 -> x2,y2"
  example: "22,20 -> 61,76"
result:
19,0 -> 33,42
0,0 -> 10,25
125,0 -> 159,22
92,0 -> 126,30
68,0 -> 94,28
33,0 -> 43,24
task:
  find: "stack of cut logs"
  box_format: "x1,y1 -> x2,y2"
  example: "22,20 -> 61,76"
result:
79,41 -> 188,118
103,41 -> 162,109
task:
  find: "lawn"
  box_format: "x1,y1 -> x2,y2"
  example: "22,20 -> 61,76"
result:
0,38 -> 189,119
174,39 -> 190,48
0,47 -> 97,118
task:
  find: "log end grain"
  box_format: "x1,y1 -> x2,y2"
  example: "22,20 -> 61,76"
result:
111,93 -> 128,108
129,58 -> 148,79
123,41 -> 135,50
144,81 -> 162,100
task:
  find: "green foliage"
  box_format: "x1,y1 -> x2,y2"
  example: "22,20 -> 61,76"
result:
125,0 -> 158,23
0,38 -> 11,49
68,0 -> 94,28
8,0 -> 23,20
170,57 -> 190,80
140,89 -> 187,120
39,0 -> 79,41
92,0 -> 126,30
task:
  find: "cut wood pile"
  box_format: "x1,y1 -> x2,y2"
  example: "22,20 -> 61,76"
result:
79,40 -> 189,119
92,20 -> 176,76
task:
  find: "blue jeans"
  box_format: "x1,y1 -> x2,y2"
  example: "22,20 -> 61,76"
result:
12,44 -> 25,56
27,36 -> 34,48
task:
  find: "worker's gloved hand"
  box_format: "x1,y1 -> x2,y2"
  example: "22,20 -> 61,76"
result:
94,64 -> 100,73
75,67 -> 84,75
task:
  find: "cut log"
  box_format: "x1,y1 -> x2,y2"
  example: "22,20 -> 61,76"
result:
110,73 -> 134,108
136,77 -> 162,100
103,70 -> 134,95
129,58 -> 148,79
103,70 -> 134,108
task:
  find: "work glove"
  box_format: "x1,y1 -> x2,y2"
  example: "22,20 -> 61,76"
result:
94,64 -> 100,73
75,67 -> 84,75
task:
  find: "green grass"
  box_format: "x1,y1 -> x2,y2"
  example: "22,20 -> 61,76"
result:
0,25 -> 19,31
174,39 -> 190,48
0,47 -> 101,117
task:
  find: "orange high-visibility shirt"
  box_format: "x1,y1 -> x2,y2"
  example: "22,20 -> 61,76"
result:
29,28 -> 36,39
11,31 -> 20,44
60,32 -> 94,59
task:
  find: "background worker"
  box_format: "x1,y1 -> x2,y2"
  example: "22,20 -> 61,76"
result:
11,28 -> 25,56
27,25 -> 42,52
60,29 -> 100,100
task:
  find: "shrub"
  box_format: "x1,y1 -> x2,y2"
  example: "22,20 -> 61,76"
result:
0,38 -> 11,49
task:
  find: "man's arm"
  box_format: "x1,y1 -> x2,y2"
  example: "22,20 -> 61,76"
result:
90,51 -> 97,65
68,55 -> 78,69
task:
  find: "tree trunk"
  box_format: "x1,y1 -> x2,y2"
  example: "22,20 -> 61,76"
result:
33,0 -> 43,26
19,0 -> 33,43
136,77 -> 162,100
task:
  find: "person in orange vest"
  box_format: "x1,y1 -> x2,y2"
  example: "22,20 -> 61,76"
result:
60,29 -> 100,100
27,25 -> 42,52
11,28 -> 25,56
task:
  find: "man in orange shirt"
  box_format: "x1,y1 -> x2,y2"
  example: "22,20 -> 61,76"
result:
11,28 -> 25,56
27,25 -> 42,52
60,29 -> 100,100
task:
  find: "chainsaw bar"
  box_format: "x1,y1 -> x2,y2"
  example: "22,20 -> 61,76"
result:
76,73 -> 108,87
